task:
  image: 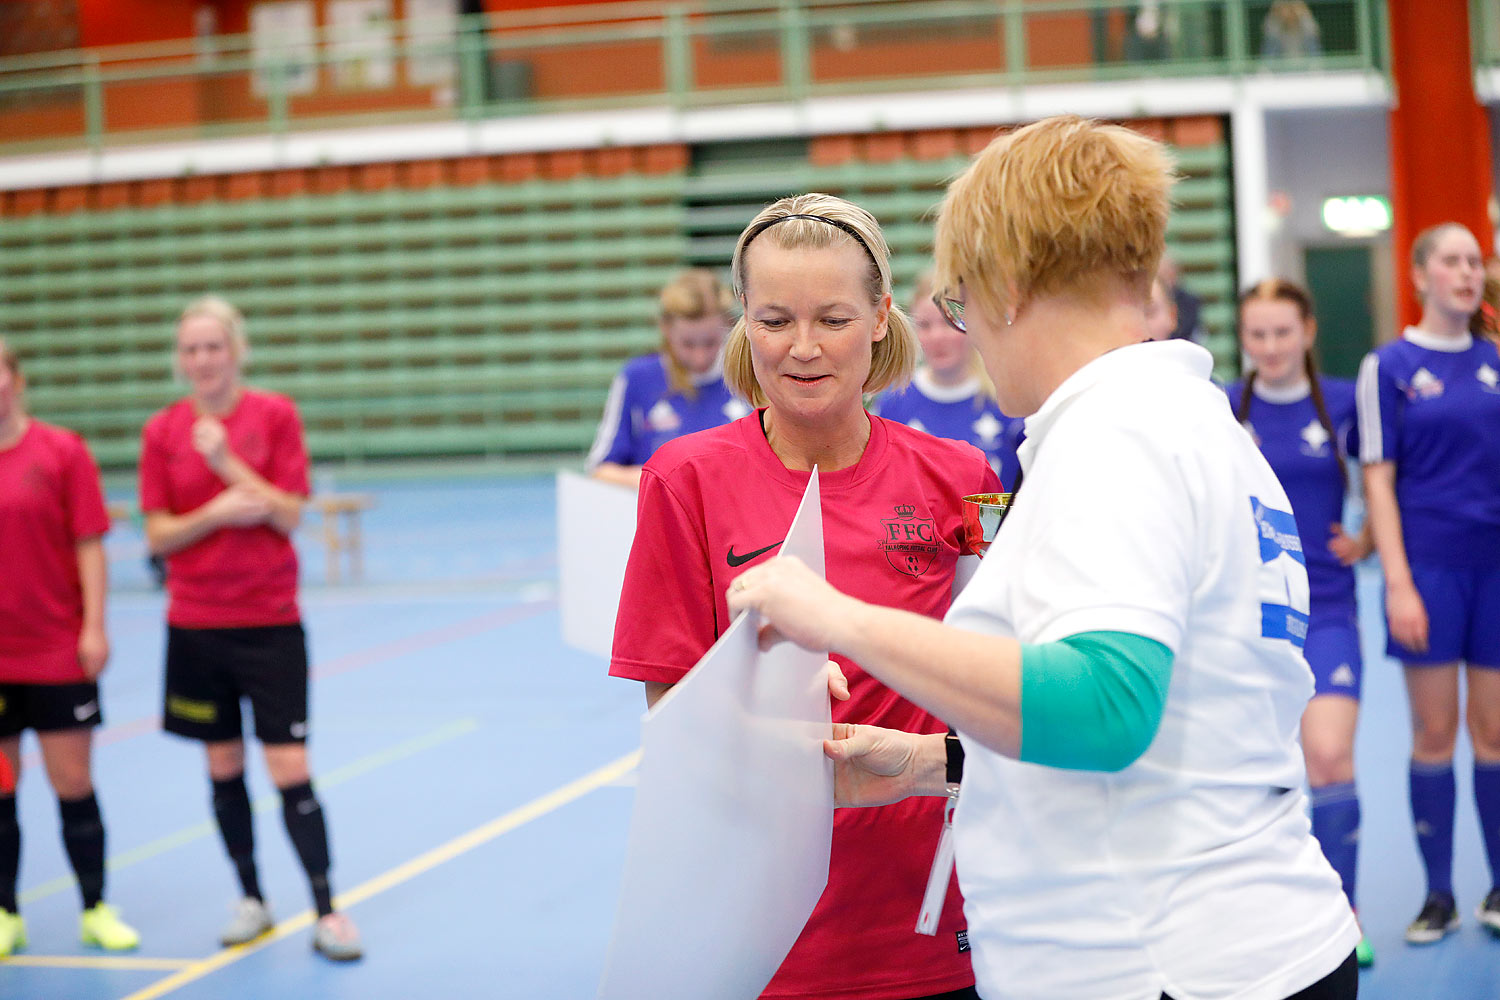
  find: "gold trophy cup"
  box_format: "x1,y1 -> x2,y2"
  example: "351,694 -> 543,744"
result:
961,493 -> 1014,556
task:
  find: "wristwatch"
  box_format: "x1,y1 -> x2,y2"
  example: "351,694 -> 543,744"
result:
945,730 -> 964,794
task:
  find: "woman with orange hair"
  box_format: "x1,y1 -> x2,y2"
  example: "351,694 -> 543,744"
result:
728,116 -> 1358,999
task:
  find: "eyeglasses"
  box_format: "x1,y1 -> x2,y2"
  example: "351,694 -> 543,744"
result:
932,290 -> 966,333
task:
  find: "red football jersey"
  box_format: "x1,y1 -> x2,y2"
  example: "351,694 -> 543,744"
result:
0,421 -> 110,683
139,390 -> 310,628
611,411 -> 998,1000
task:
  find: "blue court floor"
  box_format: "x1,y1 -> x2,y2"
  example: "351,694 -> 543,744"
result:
2,470 -> 1498,1000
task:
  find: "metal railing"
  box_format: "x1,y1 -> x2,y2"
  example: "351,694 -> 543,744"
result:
0,0 -> 1387,156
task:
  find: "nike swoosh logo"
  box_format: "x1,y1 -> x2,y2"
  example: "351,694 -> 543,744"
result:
726,540 -> 784,567
74,701 -> 97,722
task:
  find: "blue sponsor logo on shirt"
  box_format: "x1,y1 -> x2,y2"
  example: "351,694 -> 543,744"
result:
1250,498 -> 1304,566
1260,603 -> 1309,646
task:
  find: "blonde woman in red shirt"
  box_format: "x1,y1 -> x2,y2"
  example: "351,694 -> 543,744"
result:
139,297 -> 360,961
0,339 -> 139,956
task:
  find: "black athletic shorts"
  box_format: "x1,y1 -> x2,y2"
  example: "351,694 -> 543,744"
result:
162,623 -> 309,745
0,681 -> 102,738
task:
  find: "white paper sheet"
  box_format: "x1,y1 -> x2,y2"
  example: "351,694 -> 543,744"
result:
556,471 -> 638,659
598,470 -> 834,1000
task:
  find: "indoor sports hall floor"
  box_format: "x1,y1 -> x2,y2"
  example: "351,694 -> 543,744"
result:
3,470 -> 1498,1000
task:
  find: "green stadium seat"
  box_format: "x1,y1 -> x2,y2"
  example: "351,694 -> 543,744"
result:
2,137 -> 1236,467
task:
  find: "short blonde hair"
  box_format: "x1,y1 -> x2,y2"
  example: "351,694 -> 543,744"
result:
934,115 -> 1175,324
178,295 -> 250,363
658,268 -> 735,398
724,193 -> 917,405
0,336 -> 17,377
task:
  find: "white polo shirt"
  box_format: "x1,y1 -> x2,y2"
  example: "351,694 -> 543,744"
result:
946,340 -> 1358,1000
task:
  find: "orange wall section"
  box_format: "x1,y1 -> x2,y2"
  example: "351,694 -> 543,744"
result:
74,0 -> 616,48
78,0 -> 198,48
18,3 -> 1152,153
1,118 -> 1217,217
478,0 -> 617,10
1387,0 -> 1495,326
79,0 -> 624,43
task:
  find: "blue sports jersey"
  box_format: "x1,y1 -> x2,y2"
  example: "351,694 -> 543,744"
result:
587,353 -> 751,468
1357,328 -> 1500,568
873,369 -> 1025,490
1227,377 -> 1359,618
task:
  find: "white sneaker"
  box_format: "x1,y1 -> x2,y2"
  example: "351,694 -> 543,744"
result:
312,911 -> 363,962
219,897 -> 274,947
1404,891 -> 1459,944
1478,888 -> 1500,935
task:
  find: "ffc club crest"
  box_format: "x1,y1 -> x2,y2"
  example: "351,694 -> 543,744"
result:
880,503 -> 940,577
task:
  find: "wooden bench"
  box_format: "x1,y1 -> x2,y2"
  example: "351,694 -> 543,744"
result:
108,495 -> 374,584
312,493 -> 374,584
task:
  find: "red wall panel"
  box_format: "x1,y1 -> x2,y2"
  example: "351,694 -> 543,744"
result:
78,0 -> 198,47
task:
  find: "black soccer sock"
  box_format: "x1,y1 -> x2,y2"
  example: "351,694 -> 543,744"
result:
279,781 -> 333,917
58,792 -> 106,910
211,774 -> 262,901
0,796 -> 18,914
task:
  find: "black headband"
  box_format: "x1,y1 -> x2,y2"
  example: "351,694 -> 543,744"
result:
738,213 -> 879,268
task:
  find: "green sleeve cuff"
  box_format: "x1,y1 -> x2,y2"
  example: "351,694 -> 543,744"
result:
1018,631 -> 1174,772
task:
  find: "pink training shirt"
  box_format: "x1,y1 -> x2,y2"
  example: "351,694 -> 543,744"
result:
612,411 -> 999,1000
139,389 -> 310,629
0,421 -> 110,684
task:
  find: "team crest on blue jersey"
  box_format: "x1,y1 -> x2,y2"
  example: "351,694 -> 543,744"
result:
1299,419 -> 1331,456
971,412 -> 1003,446
647,399 -> 682,432
880,503 -> 939,577
1479,364 -> 1499,392
1407,367 -> 1444,400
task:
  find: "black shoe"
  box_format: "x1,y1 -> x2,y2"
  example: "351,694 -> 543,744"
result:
1405,891 -> 1459,944
1478,888 -> 1500,936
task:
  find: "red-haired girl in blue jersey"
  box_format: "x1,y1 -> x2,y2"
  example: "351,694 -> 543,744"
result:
1357,222 -> 1500,944
1229,280 -> 1373,966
